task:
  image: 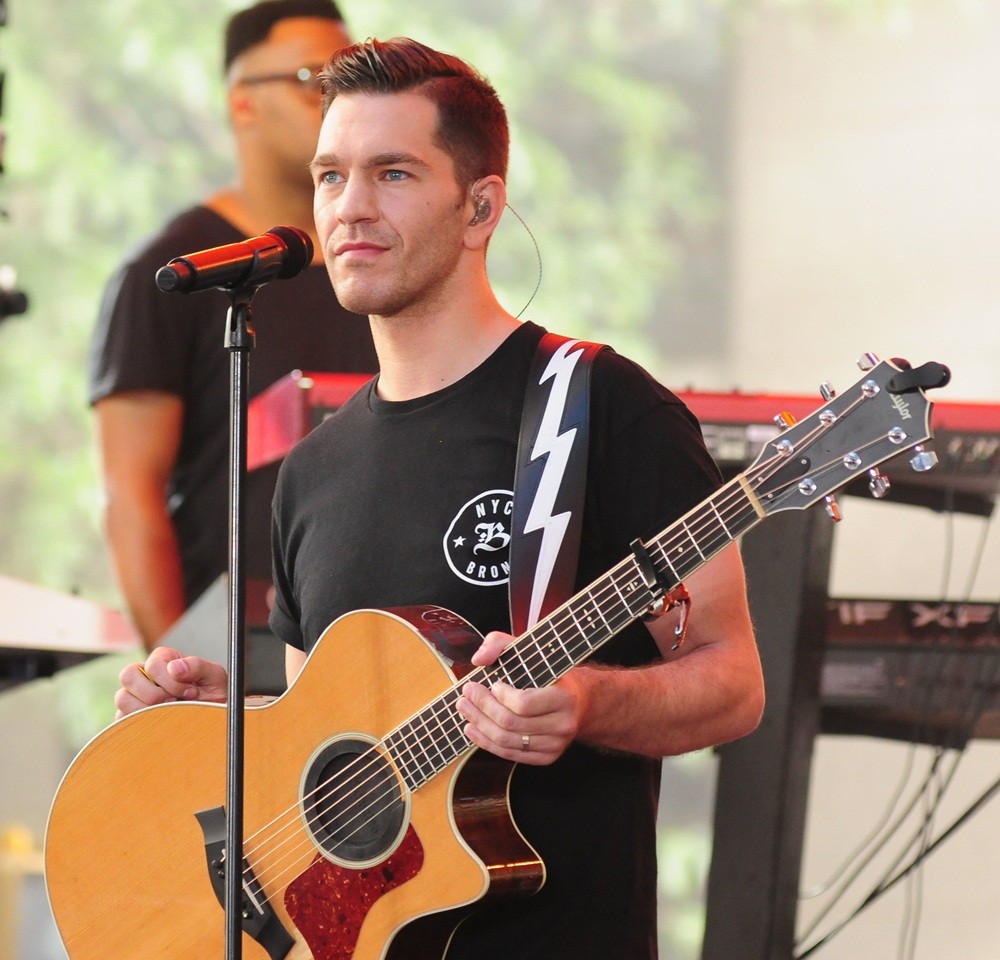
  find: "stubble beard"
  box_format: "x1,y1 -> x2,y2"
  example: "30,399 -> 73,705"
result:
331,241 -> 465,322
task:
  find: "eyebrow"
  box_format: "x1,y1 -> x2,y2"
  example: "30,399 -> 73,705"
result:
309,151 -> 431,173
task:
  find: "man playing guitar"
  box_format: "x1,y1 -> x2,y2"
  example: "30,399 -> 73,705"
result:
114,37 -> 764,960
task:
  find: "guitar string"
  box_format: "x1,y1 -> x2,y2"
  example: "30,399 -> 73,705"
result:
242,420 -> 863,893
261,397 -> 859,836
248,488 -> 764,882
239,448 -> 792,890
240,471 -> 772,890
244,397 -> 891,893
246,456 -> 869,901
241,420 -> 854,892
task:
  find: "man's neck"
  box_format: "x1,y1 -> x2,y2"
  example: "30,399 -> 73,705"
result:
371,296 -> 520,402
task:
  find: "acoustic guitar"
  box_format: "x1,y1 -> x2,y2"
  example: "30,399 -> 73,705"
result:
45,355 -> 948,959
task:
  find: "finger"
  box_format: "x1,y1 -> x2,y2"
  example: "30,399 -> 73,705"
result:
460,680 -> 522,729
165,656 -> 228,701
458,683 -> 573,764
113,681 -> 175,719
129,647 -> 190,699
118,661 -> 171,701
462,720 -> 560,766
490,681 -> 576,720
471,630 -> 513,667
458,683 -> 521,746
457,684 -> 559,756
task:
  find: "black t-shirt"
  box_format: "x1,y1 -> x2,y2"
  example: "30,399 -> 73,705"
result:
87,205 -> 378,605
270,321 -> 721,960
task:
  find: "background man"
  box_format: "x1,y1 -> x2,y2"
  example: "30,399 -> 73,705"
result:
88,0 -> 377,650
116,37 -> 764,960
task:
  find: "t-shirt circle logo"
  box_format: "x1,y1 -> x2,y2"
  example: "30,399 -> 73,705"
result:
443,489 -> 514,587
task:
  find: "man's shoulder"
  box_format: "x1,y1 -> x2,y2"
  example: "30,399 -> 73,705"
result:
583,344 -> 710,460
118,206 -> 240,271
590,346 -> 678,398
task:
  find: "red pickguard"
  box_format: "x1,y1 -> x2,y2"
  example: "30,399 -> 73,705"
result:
286,825 -> 425,960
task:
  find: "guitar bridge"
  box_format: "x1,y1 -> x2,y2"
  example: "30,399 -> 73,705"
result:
195,805 -> 294,960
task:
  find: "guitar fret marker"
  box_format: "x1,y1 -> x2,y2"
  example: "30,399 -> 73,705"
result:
532,639 -> 559,683
589,591 -> 612,632
549,624 -> 574,664
511,645 -> 535,686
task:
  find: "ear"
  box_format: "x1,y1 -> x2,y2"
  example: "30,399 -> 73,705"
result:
227,82 -> 257,129
463,176 -> 506,249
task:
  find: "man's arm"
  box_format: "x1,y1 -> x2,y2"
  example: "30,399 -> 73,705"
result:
286,645 -> 308,686
95,391 -> 186,651
458,542 -> 764,764
114,546 -> 763,757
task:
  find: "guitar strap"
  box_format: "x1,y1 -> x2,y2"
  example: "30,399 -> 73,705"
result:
509,332 -> 606,635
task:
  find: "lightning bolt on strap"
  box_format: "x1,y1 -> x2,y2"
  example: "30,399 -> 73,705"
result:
509,333 -> 607,634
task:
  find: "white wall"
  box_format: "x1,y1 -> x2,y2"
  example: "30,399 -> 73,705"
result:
730,2 -> 1000,400
730,3 -> 1000,957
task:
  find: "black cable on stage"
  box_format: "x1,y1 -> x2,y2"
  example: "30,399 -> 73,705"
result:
799,455 -> 999,954
795,747 -> 956,948
796,765 -> 1000,958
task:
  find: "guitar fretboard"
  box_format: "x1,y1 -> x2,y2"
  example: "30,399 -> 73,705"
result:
382,474 -> 765,791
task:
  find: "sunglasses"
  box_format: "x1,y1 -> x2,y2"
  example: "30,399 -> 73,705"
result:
238,66 -> 324,94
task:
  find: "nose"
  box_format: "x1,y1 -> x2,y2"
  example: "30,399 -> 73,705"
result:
335,174 -> 379,225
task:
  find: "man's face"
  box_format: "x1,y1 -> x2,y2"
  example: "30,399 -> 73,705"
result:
310,91 -> 470,318
230,17 -> 351,179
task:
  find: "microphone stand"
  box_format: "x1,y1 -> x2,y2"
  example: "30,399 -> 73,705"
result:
155,232 -> 312,960
223,284 -> 254,960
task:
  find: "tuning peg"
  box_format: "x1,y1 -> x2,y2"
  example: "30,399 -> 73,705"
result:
909,444 -> 939,473
857,352 -> 880,371
824,495 -> 842,522
868,468 -> 890,498
820,381 -> 836,401
773,411 -> 796,430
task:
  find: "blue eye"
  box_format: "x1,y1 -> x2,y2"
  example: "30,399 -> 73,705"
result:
383,170 -> 408,181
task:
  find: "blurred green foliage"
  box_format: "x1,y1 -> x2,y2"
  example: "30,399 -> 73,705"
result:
0,0 -> 235,600
0,0 -> 735,603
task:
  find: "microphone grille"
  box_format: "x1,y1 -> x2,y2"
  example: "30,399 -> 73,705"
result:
268,226 -> 314,279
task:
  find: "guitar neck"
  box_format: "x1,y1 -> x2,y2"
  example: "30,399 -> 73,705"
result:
382,473 -> 765,791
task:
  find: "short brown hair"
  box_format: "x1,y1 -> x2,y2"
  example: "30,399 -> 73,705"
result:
318,37 -> 509,188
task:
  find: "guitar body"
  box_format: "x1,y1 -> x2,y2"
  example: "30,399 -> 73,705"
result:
45,607 -> 544,960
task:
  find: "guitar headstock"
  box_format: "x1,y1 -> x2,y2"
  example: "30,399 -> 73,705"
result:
748,355 -> 951,516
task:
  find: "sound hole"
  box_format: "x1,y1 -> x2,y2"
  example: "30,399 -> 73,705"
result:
301,737 -> 407,867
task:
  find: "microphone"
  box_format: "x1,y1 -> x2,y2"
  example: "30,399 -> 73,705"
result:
155,225 -> 314,294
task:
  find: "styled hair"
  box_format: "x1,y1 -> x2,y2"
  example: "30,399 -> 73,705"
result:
224,0 -> 344,73
319,37 -> 509,188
